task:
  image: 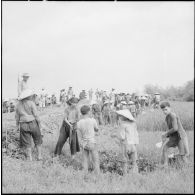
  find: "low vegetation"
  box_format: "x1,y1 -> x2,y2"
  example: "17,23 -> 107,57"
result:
2,101 -> 194,193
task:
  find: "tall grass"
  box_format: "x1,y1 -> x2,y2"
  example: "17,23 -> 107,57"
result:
136,101 -> 194,131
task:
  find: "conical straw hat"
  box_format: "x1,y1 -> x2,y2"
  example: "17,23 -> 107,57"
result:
116,109 -> 135,121
18,89 -> 35,100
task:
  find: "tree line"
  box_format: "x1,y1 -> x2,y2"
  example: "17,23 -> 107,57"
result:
144,79 -> 194,102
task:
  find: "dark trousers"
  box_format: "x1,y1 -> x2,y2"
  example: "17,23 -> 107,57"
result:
54,121 -> 80,156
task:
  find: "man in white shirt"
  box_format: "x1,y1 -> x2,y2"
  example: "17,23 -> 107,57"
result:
39,88 -> 46,110
18,73 -> 30,97
67,87 -> 74,100
88,88 -> 93,101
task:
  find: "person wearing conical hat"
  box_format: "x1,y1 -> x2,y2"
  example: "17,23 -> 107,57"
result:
18,73 -> 30,97
15,89 -> 43,161
88,88 -> 93,101
115,109 -> 139,174
67,87 -> 74,100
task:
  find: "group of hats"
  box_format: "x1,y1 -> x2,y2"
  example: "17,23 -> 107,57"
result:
121,101 -> 134,105
67,97 -> 79,105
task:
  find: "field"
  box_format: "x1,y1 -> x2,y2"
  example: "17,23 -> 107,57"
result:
2,101 -> 194,193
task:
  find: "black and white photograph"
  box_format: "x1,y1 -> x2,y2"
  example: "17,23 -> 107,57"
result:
1,1 -> 194,193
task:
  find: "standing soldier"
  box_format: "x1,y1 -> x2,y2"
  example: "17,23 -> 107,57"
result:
140,95 -> 146,111
39,88 -> 46,111
95,89 -> 99,101
102,101 -> 112,125
67,87 -> 74,100
91,101 -> 104,126
79,90 -> 87,100
18,73 -> 30,97
129,101 -> 137,118
154,92 -> 161,109
88,88 -> 93,101
109,88 -> 115,109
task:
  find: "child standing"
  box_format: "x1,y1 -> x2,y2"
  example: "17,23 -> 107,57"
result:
102,101 -> 112,125
77,105 -> 100,175
54,97 -> 80,158
160,101 -> 190,167
115,109 -> 139,174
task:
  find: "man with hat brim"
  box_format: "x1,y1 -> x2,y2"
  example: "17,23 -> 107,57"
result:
102,100 -> 112,125
120,101 -> 128,109
153,92 -> 161,109
15,89 -> 43,161
109,89 -> 115,109
88,88 -> 93,101
114,109 -> 139,174
39,88 -> 46,111
103,100 -> 110,105
67,87 -> 74,100
79,90 -> 87,100
18,73 -> 30,97
91,100 -> 104,126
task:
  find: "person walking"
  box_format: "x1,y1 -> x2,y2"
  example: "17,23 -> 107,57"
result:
18,73 -> 30,97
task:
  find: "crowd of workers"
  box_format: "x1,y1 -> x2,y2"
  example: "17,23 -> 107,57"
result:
3,73 -> 190,176
2,85 -> 161,119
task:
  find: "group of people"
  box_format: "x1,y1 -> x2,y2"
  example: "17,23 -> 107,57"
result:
14,73 -> 161,118
2,100 -> 15,113
15,90 -> 140,174
4,72 -> 189,176
57,87 -> 161,127
15,86 -> 190,175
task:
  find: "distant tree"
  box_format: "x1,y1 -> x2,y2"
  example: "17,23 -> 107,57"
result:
182,79 -> 194,101
144,79 -> 194,102
144,84 -> 162,95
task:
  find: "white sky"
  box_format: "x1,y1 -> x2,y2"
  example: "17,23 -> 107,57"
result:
2,1 -> 194,98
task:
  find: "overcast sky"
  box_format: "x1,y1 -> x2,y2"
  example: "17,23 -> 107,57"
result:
2,1 -> 194,98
